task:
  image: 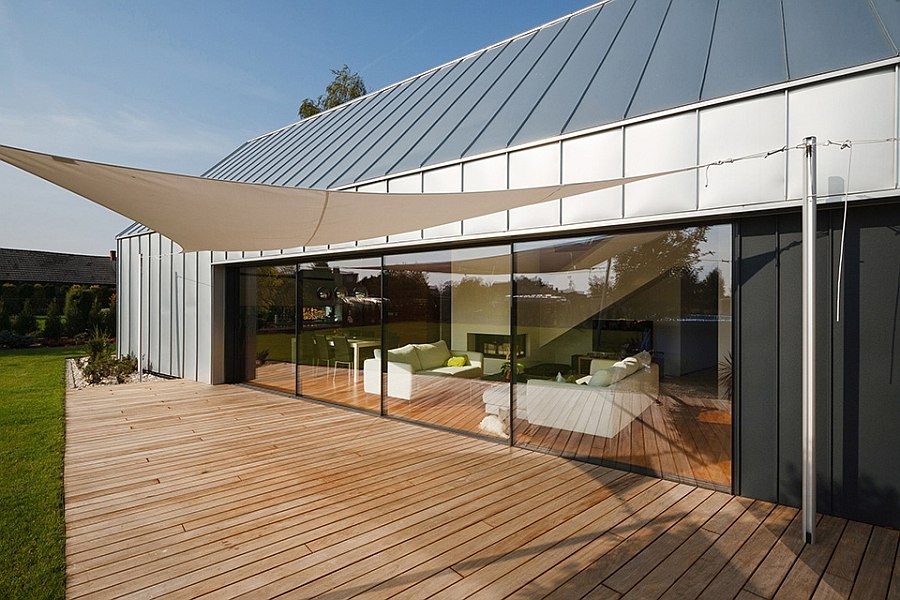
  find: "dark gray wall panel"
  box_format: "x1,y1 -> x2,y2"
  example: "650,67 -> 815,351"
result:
831,203 -> 900,526
776,217 -> 802,507
737,217 -> 780,502
738,202 -> 900,529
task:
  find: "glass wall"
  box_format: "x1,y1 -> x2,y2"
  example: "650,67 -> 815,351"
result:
234,224 -> 733,489
237,265 -> 297,393
513,225 -> 732,487
382,246 -> 511,437
296,258 -> 382,411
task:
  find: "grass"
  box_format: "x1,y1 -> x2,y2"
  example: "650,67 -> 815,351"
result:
0,346 -> 77,599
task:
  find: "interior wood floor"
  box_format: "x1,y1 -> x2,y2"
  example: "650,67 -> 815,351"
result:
65,379 -> 900,600
250,361 -> 731,488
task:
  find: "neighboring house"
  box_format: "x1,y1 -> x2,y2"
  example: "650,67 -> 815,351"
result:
0,247 -> 116,312
114,2 -> 900,530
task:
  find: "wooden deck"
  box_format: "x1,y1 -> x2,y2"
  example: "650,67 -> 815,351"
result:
65,379 -> 900,599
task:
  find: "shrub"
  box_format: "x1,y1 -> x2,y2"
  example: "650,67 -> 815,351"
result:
0,299 -> 9,332
0,331 -> 34,348
64,286 -> 94,337
42,299 -> 64,340
88,297 -> 102,330
31,283 -> 48,313
82,329 -> 136,384
1,283 -> 18,314
104,293 -> 117,336
13,300 -> 38,336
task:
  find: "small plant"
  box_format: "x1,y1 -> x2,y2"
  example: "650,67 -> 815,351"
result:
81,328 -> 136,384
718,351 -> 733,400
256,349 -> 270,366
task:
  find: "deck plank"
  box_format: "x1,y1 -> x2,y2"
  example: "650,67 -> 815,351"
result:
64,379 -> 899,600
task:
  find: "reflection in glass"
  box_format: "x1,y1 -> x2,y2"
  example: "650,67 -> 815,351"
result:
296,258 -> 382,411
513,225 -> 732,488
238,265 -> 297,393
382,246 -> 511,438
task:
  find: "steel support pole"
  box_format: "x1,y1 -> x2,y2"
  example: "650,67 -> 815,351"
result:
139,252 -> 144,383
802,136 -> 817,544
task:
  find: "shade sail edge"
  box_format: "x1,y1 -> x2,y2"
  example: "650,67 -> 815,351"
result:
0,144 -> 695,252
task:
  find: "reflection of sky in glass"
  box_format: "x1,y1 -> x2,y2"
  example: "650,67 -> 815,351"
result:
515,225 -> 732,297
385,245 -> 511,291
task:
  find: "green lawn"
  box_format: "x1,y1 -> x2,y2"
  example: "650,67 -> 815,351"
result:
0,346 -> 76,599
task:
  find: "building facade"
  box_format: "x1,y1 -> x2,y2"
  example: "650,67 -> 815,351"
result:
116,1 -> 900,529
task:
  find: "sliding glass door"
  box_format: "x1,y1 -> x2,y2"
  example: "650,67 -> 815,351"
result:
296,258 -> 382,411
382,246 -> 511,437
513,225 -> 732,487
236,265 -> 297,393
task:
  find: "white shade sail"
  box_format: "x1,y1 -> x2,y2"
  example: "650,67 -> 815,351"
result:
0,144 -> 691,252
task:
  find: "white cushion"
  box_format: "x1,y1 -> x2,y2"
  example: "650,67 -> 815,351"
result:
415,340 -> 452,370
609,357 -> 642,384
387,344 -> 422,372
588,369 -> 613,387
634,351 -> 652,367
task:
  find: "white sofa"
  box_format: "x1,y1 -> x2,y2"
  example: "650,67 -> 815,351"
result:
363,340 -> 483,399
482,352 -> 659,438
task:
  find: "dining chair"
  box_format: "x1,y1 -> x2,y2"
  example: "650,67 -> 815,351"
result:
331,335 -> 353,379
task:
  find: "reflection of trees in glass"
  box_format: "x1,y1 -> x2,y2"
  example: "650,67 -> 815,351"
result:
386,269 -> 439,323
517,227 -> 723,325
611,227 -> 708,293
256,266 -> 295,331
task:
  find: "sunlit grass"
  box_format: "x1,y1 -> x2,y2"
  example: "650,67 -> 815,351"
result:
0,346 -> 75,599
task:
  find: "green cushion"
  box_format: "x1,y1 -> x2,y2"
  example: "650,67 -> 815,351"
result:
415,340 -> 452,370
446,356 -> 467,367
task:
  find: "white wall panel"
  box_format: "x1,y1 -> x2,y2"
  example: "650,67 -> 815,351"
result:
509,144 -> 560,230
183,251 -> 198,381
117,239 -> 128,358
171,248 -> 185,378
139,235 -> 151,369
149,234 -> 161,373
462,156 -> 508,235
699,94 -> 786,209
159,238 -> 173,375
624,112 -> 698,217
788,70 -> 895,200
561,130 -> 624,223
387,174 -> 423,243
423,164 -> 463,238
196,250 -> 213,383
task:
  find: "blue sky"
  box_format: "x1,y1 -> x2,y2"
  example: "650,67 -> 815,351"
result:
0,0 -> 591,255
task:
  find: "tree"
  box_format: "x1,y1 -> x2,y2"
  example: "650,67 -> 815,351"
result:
0,299 -> 9,332
64,285 -> 94,337
43,298 -> 64,340
13,299 -> 37,336
298,65 -> 367,118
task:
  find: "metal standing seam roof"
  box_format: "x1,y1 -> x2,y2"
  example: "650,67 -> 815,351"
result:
120,0 -> 900,240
